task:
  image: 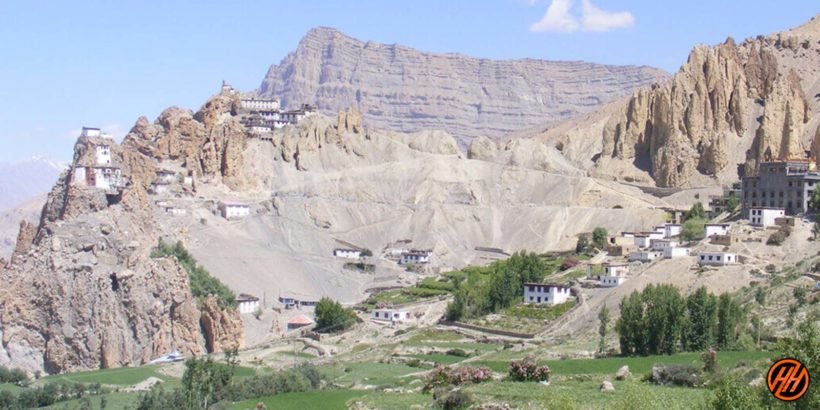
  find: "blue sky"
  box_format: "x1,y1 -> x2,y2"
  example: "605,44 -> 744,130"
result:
0,0 -> 816,162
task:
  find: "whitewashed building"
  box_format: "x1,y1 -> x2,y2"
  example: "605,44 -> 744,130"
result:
400,250 -> 432,265
241,97 -> 280,111
633,234 -> 651,248
698,252 -> 738,266
705,223 -> 730,237
663,247 -> 691,259
156,169 -> 177,184
523,283 -> 572,306
651,239 -> 679,251
219,201 -> 250,219
237,294 -> 261,314
663,224 -> 682,238
95,145 -> 112,166
600,263 -> 628,287
71,166 -> 123,190
81,127 -> 102,137
166,207 -> 186,216
629,250 -> 663,262
749,208 -> 785,227
372,309 -> 410,323
333,248 -> 362,259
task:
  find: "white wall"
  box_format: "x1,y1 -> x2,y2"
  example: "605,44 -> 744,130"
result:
663,247 -> 690,259
523,285 -> 571,305
222,205 -> 250,219
705,225 -> 729,237
239,300 -> 260,314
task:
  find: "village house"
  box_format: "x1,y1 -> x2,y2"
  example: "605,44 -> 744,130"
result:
663,246 -> 691,259
333,248 -> 362,259
165,207 -> 186,216
400,249 -> 432,265
372,309 -> 410,323
634,231 -> 663,248
523,283 -> 572,306
287,314 -> 314,330
219,201 -> 251,219
279,293 -> 320,309
705,223 -> 731,237
650,238 -> 679,251
749,207 -> 785,227
600,263 -> 628,287
241,97 -> 281,111
662,224 -> 682,238
237,293 -> 261,314
628,250 -> 663,262
710,234 -> 736,246
698,251 -> 739,266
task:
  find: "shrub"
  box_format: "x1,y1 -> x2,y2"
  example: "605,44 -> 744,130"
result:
560,257 -> 580,271
432,388 -> 473,410
701,349 -> 718,373
406,359 -> 422,368
649,364 -> 703,387
508,355 -> 551,382
0,366 -> 27,384
709,375 -> 765,410
592,227 -> 608,249
424,365 -> 492,392
765,264 -> 777,274
766,231 -> 785,245
445,349 -> 470,358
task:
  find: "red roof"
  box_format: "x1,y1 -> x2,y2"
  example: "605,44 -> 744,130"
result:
287,314 -> 314,326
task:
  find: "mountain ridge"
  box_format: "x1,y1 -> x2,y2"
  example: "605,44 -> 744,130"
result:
257,26 -> 668,144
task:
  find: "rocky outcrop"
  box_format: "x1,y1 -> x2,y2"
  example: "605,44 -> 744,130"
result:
10,220 -> 35,263
598,17 -> 819,187
258,27 -> 667,144
123,91 -> 247,187
467,136 -> 498,161
0,98 -> 246,374
199,296 -> 244,353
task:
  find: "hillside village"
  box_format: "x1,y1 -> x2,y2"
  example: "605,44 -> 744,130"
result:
2,13 -> 820,410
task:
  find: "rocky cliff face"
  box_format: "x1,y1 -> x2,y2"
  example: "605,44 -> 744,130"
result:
257,27 -> 668,144
0,93 -> 246,375
597,16 -> 820,187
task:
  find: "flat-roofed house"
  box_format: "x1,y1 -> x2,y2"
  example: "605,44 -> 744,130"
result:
600,263 -> 628,287
698,251 -> 738,266
705,223 -> 731,237
523,283 -> 572,306
219,201 -> 250,219
237,294 -> 260,314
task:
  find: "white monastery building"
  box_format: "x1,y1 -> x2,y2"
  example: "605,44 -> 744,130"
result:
705,223 -> 731,237
523,283 -> 572,306
399,250 -> 432,265
749,208 -> 785,227
237,294 -> 260,314
333,248 -> 362,259
600,263 -> 628,287
628,250 -> 663,262
698,252 -> 739,266
219,201 -> 251,219
372,309 -> 410,323
664,247 -> 691,259
70,128 -> 124,191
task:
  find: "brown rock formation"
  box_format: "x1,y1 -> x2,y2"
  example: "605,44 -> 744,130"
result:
597,17 -> 819,187
0,94 -> 247,374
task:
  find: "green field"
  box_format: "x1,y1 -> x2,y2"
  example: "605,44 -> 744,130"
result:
318,362 -> 423,387
473,350 -> 775,375
408,353 -> 468,365
42,392 -> 139,410
41,365 -> 174,386
231,389 -> 430,410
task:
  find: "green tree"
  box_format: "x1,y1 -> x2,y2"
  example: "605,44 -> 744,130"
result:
598,304 -> 610,354
716,294 -> 743,349
686,202 -> 706,220
684,287 -> 717,351
180,356 -> 234,410
151,239 -> 237,309
754,286 -> 766,306
575,235 -> 590,254
616,291 -> 645,355
592,227 -> 608,249
314,297 -> 357,333
810,189 -> 820,212
681,218 -> 706,242
776,320 -> 820,409
725,196 -> 739,213
446,287 -> 466,321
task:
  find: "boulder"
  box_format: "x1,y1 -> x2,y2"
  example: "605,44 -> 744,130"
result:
599,380 -> 615,392
615,365 -> 631,380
